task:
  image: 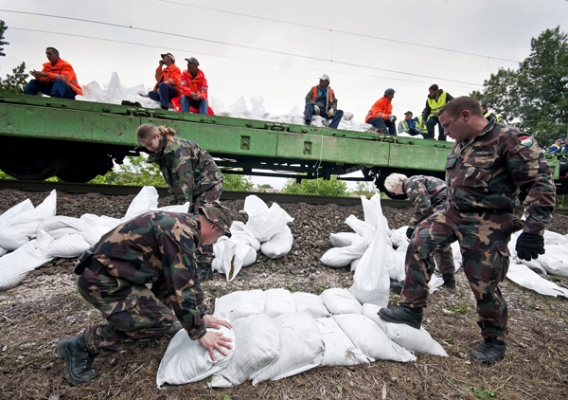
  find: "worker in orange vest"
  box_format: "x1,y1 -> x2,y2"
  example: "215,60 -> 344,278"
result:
304,74 -> 344,129
148,52 -> 182,110
24,47 -> 82,100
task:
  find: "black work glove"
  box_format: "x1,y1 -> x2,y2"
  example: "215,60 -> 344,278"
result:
515,232 -> 545,261
406,227 -> 415,239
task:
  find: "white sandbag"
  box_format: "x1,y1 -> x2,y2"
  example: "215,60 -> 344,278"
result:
0,230 -> 54,291
251,312 -> 325,384
159,202 -> 190,213
230,221 -> 261,251
506,263 -> 568,298
37,216 -> 89,237
320,235 -> 367,268
0,247 -> 7,257
78,214 -> 121,245
263,288 -> 296,318
244,195 -> 293,243
260,225 -> 293,259
121,186 -> 159,222
213,290 -> 266,322
389,226 -> 409,251
46,233 -> 91,258
156,326 -> 235,388
0,190 -> 57,251
538,245 -> 568,277
316,317 -> 371,366
344,215 -> 373,237
329,232 -> 359,248
212,237 -> 257,281
292,292 -> 330,319
544,230 -> 568,246
333,314 -> 416,362
0,198 -> 34,223
385,247 -> 406,282
362,304 -> 448,357
320,288 -> 362,315
428,274 -> 444,293
350,194 -> 390,306
350,257 -> 361,273
518,258 -> 547,275
210,314 -> 281,388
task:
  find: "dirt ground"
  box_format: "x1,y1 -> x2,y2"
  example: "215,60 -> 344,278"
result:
0,190 -> 567,400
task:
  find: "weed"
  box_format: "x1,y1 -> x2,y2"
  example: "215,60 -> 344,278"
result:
472,386 -> 496,399
316,284 -> 330,294
447,304 -> 469,314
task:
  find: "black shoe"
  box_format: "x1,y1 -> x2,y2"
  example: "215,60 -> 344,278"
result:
57,334 -> 98,386
390,280 -> 404,294
442,273 -> 456,289
160,105 -> 168,110
378,305 -> 423,330
165,321 -> 183,336
197,266 -> 214,282
470,339 -> 506,364
305,119 -> 312,126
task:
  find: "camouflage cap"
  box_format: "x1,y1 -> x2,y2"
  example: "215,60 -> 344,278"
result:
199,201 -> 233,237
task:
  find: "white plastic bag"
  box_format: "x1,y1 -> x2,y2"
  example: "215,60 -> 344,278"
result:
362,304 -> 448,357
210,314 -> 281,388
251,312 -> 325,384
156,326 -> 235,388
316,317 -> 370,366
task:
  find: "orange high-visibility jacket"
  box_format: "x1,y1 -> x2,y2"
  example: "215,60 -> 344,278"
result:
37,58 -> 82,95
154,64 -> 182,91
179,69 -> 208,100
365,96 -> 392,122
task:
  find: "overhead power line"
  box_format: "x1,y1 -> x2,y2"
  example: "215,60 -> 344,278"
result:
159,0 -> 522,64
2,9 -> 483,87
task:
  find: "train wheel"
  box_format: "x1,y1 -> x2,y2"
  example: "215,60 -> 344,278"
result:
56,155 -> 113,183
0,139 -> 61,180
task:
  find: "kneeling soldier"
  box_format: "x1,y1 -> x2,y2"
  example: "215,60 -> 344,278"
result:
57,201 -> 234,385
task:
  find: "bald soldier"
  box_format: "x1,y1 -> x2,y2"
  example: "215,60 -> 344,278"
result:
57,201 -> 234,385
379,97 -> 555,364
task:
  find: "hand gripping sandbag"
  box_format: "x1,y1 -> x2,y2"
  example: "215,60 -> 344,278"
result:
156,326 -> 235,388
251,312 -> 325,385
316,317 -> 371,366
210,314 -> 281,388
333,314 -> 416,362
363,304 -> 448,357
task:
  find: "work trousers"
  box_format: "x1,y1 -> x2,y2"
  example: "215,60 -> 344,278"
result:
367,117 -> 397,136
425,117 -> 446,141
149,82 -> 178,109
304,103 -> 344,129
24,78 -> 77,99
401,202 -> 512,341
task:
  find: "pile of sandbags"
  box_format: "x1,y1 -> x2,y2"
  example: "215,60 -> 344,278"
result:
156,287 -> 447,389
0,187 -> 189,291
212,195 -> 294,281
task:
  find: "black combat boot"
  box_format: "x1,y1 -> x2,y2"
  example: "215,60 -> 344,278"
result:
470,339 -> 506,364
57,334 -> 98,386
442,272 -> 456,289
165,321 -> 183,337
390,280 -> 404,294
378,305 -> 423,329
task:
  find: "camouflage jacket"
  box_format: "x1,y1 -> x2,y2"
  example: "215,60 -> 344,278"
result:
404,175 -> 447,229
445,122 -> 556,235
93,211 -> 210,340
151,137 -> 224,205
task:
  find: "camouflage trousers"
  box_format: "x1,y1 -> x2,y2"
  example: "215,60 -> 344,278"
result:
190,182 -> 224,214
77,266 -> 174,356
401,202 -> 512,341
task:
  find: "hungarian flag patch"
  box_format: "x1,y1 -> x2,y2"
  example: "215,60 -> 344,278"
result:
519,136 -> 533,147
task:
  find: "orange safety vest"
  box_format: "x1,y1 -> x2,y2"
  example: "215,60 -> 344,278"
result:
311,86 -> 335,111
154,64 -> 182,91
38,58 -> 82,95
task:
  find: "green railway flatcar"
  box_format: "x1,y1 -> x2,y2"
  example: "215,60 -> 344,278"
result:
0,93 -> 566,196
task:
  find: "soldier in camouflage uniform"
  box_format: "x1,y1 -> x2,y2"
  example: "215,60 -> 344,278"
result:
379,97 -> 555,364
383,173 -> 456,289
57,201 -> 234,386
137,124 -> 224,281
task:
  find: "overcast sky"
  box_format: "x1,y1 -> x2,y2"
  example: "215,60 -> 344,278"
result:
1,0 -> 567,188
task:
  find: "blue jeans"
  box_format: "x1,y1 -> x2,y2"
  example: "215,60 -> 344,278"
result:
181,95 -> 208,114
148,82 -> 178,109
304,103 -> 344,129
426,117 -> 446,141
24,78 -> 77,99
367,118 -> 397,136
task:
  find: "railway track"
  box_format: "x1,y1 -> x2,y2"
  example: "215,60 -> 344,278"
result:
1,179 -> 567,214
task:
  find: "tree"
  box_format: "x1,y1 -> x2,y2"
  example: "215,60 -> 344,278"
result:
351,181 -> 376,198
223,172 -> 254,191
471,27 -> 568,145
0,20 -> 29,94
282,176 -> 349,196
